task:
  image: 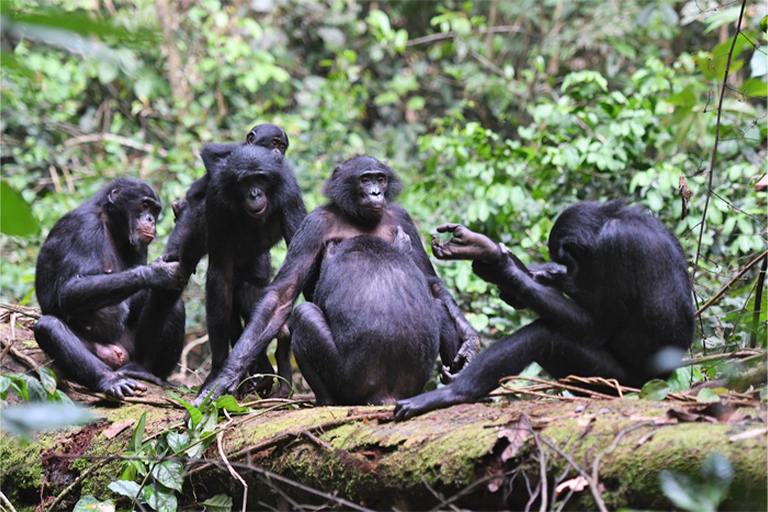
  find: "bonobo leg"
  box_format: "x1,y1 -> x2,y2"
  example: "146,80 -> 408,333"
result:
131,289 -> 185,380
34,315 -> 146,399
235,278 -> 293,398
291,302 -> 339,405
394,320 -> 639,420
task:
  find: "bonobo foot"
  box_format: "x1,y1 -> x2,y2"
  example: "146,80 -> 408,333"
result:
393,386 -> 470,421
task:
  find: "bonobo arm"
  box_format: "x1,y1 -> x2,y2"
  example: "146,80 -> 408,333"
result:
58,260 -> 183,316
473,250 -> 592,333
394,211 -> 481,375
193,213 -> 326,405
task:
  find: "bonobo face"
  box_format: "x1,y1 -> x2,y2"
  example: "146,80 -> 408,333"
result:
136,198 -> 161,244
246,124 -> 289,155
358,171 -> 387,216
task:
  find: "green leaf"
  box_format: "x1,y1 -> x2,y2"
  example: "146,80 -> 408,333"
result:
0,181 -> 40,236
741,78 -> 767,98
151,460 -> 184,491
128,412 -> 148,452
143,483 -> 178,512
201,494 -> 233,512
108,480 -> 142,500
73,495 -> 115,512
659,470 -> 711,512
213,395 -> 248,413
639,379 -> 670,401
374,91 -> 399,106
696,388 -> 721,403
169,392 -> 203,426
37,367 -> 58,396
166,432 -> 190,454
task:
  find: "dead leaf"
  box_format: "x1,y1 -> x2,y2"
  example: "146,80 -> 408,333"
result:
103,418 -> 136,439
636,431 -> 656,446
555,476 -> 589,495
495,415 -> 532,462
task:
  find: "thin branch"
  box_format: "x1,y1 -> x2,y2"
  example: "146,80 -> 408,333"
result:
63,133 -> 168,157
750,254 -> 767,348
691,0 -> 748,284
406,25 -> 528,47
696,250 -> 768,315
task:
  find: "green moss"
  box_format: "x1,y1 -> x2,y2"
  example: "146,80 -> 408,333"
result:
1,433 -> 45,505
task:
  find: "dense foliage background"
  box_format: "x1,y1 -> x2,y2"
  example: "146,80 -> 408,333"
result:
1,0 -> 766,390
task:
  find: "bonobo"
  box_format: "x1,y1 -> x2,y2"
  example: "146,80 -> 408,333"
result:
394,200 -> 694,420
202,144 -> 305,396
34,178 -> 185,399
194,156 -> 480,405
166,123 -> 290,279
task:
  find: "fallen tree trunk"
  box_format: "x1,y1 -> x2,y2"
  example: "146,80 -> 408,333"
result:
2,393 -> 766,511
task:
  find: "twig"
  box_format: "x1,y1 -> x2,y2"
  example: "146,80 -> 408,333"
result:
590,422 -> 654,510
179,334 -> 208,377
188,411 -> 391,476
0,338 -> 39,370
217,410 -> 248,512
691,0 -> 748,284
681,348 -> 764,365
0,491 -> 17,512
301,431 -> 333,451
696,250 -> 768,316
531,429 -> 548,512
46,458 -> 109,512
498,375 -> 625,400
406,25 -> 528,47
63,133 -> 169,157
210,460 -> 376,512
536,434 -> 608,512
0,303 -> 41,319
0,338 -> 14,363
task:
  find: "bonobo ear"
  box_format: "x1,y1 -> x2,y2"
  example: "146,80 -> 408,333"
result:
246,131 -> 257,145
108,188 -> 120,204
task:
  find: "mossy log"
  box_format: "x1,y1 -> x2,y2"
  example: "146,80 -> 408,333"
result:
2,392 -> 766,511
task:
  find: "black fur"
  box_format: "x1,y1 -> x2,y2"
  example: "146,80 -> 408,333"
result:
194,156 -> 480,406
202,144 -> 306,395
395,200 -> 695,420
34,178 -> 185,399
166,123 -> 289,278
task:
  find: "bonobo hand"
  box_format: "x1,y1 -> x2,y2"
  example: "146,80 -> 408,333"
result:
191,369 -> 240,407
431,224 -> 500,262
142,259 -> 187,290
116,362 -> 165,387
97,372 -> 147,400
440,335 -> 480,384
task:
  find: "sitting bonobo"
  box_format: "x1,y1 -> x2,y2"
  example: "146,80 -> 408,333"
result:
394,200 -> 694,420
34,179 -> 185,399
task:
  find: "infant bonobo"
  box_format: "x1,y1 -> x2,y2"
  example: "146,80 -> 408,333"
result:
394,200 -> 694,420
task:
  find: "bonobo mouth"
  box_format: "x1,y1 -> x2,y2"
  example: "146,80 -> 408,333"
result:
138,229 -> 155,244
248,204 -> 268,218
